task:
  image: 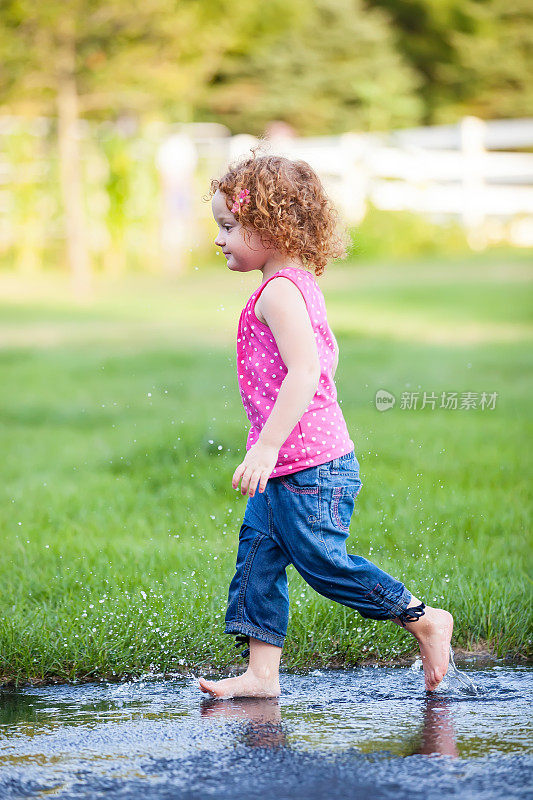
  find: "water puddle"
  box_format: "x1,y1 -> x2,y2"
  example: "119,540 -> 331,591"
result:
0,664 -> 531,799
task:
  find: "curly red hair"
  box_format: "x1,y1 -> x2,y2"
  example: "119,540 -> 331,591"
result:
205,148 -> 349,277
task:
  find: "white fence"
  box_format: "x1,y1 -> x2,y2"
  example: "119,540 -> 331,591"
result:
186,116 -> 533,249
0,114 -> 531,273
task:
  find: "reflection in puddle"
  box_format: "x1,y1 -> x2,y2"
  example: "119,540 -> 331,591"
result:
0,665 -> 531,799
200,696 -> 288,749
200,695 -> 459,756
411,699 -> 458,757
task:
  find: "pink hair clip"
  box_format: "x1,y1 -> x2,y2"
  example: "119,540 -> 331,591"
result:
231,188 -> 250,214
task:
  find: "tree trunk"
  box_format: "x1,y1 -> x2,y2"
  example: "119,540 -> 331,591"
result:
56,36 -> 92,299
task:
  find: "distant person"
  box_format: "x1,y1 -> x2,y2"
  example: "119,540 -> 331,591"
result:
264,120 -> 297,140
199,151 -> 453,699
156,131 -> 197,274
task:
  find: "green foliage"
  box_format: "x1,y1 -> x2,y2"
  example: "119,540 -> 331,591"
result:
0,121 -> 163,276
348,202 -> 470,260
364,0 -> 533,123
0,0 -> 237,118
1,0 -> 530,131
445,0 -> 533,121
198,0 -> 423,135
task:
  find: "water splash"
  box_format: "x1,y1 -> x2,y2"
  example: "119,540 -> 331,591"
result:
446,646 -> 480,696
410,647 -> 480,696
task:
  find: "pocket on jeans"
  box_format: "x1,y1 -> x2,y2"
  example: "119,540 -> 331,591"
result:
330,480 -> 362,532
335,452 -> 360,478
279,464 -> 319,492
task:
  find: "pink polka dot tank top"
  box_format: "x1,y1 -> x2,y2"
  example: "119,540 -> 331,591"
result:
237,266 -> 354,478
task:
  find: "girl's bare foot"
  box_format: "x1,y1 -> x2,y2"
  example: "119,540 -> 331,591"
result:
199,669 -> 281,699
199,637 -> 282,699
403,605 -> 454,691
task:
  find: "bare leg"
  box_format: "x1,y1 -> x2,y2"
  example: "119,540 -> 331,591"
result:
199,637 -> 282,698
393,595 -> 454,691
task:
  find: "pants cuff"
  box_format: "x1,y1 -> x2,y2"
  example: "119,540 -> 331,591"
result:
388,586 -> 413,617
224,620 -> 285,648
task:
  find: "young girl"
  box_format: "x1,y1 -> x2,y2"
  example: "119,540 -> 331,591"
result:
199,152 -> 453,699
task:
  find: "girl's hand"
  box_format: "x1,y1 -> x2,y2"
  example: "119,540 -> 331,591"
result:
232,442 -> 279,497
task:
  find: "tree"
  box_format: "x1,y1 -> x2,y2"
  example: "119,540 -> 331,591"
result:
364,0 -> 533,123
196,0 -> 423,135
445,0 -> 533,122
0,0 -> 260,293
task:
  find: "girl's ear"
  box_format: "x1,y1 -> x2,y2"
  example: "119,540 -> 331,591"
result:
259,232 -> 274,249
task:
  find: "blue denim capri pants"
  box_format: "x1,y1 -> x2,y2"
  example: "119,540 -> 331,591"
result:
224,449 -> 415,658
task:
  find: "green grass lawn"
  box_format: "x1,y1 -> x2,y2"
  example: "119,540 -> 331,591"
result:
0,251 -> 532,685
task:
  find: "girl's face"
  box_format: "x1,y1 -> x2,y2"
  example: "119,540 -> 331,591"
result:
211,189 -> 273,274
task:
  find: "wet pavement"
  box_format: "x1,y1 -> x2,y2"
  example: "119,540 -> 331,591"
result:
0,663 -> 531,799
